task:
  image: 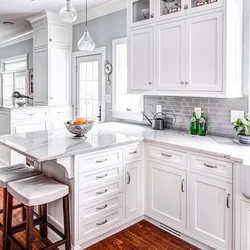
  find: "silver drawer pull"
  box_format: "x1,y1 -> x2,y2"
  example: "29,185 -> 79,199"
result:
96,159 -> 107,164
96,219 -> 107,226
181,180 -> 185,193
96,174 -> 107,179
96,189 -> 107,195
28,114 -> 35,116
127,172 -> 131,185
130,151 -> 137,155
161,153 -> 172,158
204,163 -> 217,169
96,204 -> 108,211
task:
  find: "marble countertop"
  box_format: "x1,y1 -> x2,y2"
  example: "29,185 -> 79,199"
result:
0,122 -> 249,165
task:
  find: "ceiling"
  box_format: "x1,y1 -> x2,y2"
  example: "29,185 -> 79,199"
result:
0,0 -> 112,43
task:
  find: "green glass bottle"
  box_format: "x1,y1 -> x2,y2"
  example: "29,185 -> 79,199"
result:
190,111 -> 198,135
198,112 -> 207,136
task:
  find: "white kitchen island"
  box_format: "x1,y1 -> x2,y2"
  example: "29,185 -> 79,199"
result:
0,122 -> 250,250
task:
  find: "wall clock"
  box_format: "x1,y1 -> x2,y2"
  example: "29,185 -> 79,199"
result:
105,61 -> 113,85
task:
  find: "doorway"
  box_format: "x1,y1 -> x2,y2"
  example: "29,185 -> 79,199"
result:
74,48 -> 106,123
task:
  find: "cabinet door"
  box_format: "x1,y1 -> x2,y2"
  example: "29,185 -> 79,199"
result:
126,161 -> 142,220
33,24 -> 48,48
241,201 -> 250,250
185,12 -> 223,92
128,0 -> 154,28
13,121 -> 48,134
49,47 -> 70,105
155,21 -> 185,91
156,0 -> 186,22
186,0 -> 223,15
49,23 -> 70,47
190,174 -> 232,250
50,118 -> 70,130
148,161 -> 187,229
34,47 -> 48,105
128,27 -> 154,92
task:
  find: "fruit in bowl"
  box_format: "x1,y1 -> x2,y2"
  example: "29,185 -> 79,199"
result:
65,118 -> 94,138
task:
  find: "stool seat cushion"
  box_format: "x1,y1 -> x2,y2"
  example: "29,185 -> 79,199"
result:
7,174 -> 69,206
0,164 -> 41,188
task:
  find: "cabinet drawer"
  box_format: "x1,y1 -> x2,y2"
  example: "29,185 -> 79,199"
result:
78,149 -> 123,173
79,164 -> 122,190
79,208 -> 123,239
79,193 -> 123,222
190,154 -> 233,179
49,107 -> 72,118
148,145 -> 187,167
12,110 -> 48,120
79,179 -> 123,206
125,144 -> 142,162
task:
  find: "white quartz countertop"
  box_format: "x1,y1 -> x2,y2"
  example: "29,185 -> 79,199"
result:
0,122 -> 249,164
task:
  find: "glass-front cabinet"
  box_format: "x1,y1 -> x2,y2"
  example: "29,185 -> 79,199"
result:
128,0 -> 154,28
156,0 -> 223,21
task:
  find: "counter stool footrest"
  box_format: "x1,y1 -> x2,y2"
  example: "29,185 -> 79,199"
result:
46,221 -> 65,239
8,234 -> 25,250
11,218 -> 42,235
41,239 -> 67,250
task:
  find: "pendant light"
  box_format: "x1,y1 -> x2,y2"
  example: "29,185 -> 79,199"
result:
78,0 -> 95,51
60,0 -> 77,23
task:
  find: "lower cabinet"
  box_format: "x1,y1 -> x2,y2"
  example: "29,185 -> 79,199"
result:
240,201 -> 250,250
125,161 -> 142,220
148,161 -> 187,230
190,173 -> 232,250
13,120 -> 49,134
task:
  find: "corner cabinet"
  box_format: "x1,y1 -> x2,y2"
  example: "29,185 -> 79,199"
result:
28,11 -> 72,106
127,0 -> 243,97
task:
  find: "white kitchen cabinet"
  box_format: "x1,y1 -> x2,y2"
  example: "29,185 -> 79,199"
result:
190,173 -> 232,250
126,161 -> 142,220
185,12 -> 223,92
127,0 -> 243,98
28,11 -> 72,106
128,27 -> 154,92
240,201 -> 250,250
148,161 -> 187,230
50,46 -> 70,105
155,20 -> 185,91
128,0 -> 154,29
13,120 -> 48,134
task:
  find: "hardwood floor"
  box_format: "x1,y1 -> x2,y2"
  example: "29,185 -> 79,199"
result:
0,188 -> 200,250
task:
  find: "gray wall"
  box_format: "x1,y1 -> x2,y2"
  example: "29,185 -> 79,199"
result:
73,4 -> 249,138
73,9 -> 127,122
0,39 -> 33,70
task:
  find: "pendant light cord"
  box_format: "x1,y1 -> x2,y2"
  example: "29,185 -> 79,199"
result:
85,0 -> 88,30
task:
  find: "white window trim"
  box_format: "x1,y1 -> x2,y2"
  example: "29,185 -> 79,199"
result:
72,47 -> 106,122
112,37 -> 143,122
0,54 -> 28,73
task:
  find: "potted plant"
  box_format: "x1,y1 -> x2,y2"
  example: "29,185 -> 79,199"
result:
233,114 -> 250,144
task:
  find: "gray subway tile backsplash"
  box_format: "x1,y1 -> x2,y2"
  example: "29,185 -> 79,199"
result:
144,96 -> 248,138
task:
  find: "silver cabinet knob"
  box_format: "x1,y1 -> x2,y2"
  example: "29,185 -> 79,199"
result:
184,4 -> 189,9
151,14 -> 154,18
149,82 -> 152,85
181,81 -> 185,85
185,81 -> 189,85
50,97 -> 53,100
49,38 -> 52,42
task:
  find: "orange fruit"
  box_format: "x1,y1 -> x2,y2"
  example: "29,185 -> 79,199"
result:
74,117 -> 87,125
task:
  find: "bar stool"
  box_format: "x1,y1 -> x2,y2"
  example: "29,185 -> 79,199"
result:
6,174 -> 71,250
0,164 -> 41,249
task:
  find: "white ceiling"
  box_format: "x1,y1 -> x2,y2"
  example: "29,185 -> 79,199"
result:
0,0 -> 112,42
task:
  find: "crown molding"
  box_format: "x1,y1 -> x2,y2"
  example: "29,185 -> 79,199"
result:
0,30 -> 33,49
74,0 -> 127,25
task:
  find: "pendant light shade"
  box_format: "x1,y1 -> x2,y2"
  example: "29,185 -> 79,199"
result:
78,30 -> 95,51
60,0 -> 77,23
78,0 -> 95,51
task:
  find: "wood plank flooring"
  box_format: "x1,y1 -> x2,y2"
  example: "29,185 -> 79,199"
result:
0,187 -> 200,250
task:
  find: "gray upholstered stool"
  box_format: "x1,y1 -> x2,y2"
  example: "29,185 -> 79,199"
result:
6,174 -> 71,250
0,164 -> 41,250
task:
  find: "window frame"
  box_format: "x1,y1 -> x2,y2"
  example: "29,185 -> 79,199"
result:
112,37 -> 143,121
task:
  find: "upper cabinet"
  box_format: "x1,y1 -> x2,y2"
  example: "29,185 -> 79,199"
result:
127,0 -> 243,98
28,11 -> 72,106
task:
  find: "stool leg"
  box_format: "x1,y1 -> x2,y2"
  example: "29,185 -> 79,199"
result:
22,206 -> 26,221
2,188 -> 8,250
26,206 -> 34,250
63,195 -> 71,250
5,192 -> 13,250
39,204 -> 48,239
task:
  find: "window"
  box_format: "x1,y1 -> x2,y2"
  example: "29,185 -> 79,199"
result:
0,54 -> 28,106
112,38 -> 143,121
